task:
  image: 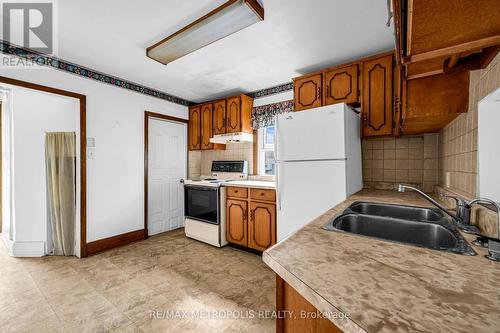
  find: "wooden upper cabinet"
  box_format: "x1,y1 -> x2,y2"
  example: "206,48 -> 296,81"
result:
188,106 -> 201,150
393,0 -> 500,78
187,94 -> 252,150
362,54 -> 393,137
200,103 -> 213,150
213,100 -> 226,135
294,74 -> 322,111
400,71 -> 469,135
324,64 -> 359,105
248,201 -> 276,252
226,96 -> 241,133
226,199 -> 248,247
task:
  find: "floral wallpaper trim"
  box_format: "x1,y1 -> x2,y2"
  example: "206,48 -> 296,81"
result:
248,82 -> 293,99
0,40 -> 192,106
252,100 -> 294,129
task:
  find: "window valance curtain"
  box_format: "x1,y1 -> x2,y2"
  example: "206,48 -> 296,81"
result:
251,100 -> 294,129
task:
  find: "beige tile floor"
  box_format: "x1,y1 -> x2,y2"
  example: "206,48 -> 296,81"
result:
0,229 -> 276,332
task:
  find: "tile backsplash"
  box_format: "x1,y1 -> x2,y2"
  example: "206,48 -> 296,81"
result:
188,142 -> 254,179
362,134 -> 439,193
438,52 -> 499,198
188,151 -> 201,179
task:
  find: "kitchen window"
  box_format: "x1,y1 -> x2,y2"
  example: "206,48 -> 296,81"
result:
258,125 -> 276,176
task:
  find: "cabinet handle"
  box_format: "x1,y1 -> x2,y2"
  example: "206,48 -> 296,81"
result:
363,113 -> 368,126
243,209 -> 247,221
250,210 -> 255,221
234,190 -> 238,193
317,87 -> 321,99
326,85 -> 329,98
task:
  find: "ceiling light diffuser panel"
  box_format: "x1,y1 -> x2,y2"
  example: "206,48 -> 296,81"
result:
147,0 -> 264,65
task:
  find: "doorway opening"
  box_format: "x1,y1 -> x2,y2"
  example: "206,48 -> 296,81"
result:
0,76 -> 87,257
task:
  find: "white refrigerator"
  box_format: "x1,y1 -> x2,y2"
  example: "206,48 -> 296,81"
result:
275,103 -> 362,241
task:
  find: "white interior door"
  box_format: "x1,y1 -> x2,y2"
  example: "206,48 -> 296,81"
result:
148,118 -> 187,236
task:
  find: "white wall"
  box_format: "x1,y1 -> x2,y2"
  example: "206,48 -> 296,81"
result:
1,90 -> 13,246
252,90 -> 293,107
8,87 -> 78,256
0,65 -> 188,244
478,87 -> 500,203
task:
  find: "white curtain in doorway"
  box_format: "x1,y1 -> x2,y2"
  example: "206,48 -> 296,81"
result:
45,132 -> 76,256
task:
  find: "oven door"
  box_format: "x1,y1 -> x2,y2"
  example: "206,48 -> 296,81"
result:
184,185 -> 220,225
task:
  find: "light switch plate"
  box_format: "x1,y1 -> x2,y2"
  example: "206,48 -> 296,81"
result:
87,137 -> 95,148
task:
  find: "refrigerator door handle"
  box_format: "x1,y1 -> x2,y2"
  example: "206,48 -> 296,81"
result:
275,116 -> 279,162
275,117 -> 281,211
276,162 -> 281,211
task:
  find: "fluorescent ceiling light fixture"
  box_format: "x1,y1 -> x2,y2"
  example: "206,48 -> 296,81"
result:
147,0 -> 264,65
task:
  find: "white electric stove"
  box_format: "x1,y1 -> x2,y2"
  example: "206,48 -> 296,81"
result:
184,161 -> 248,247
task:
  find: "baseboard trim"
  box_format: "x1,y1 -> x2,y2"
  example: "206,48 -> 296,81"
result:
86,229 -> 146,256
10,240 -> 45,257
2,233 -> 13,255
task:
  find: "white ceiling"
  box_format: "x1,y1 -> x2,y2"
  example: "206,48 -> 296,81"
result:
58,0 -> 395,103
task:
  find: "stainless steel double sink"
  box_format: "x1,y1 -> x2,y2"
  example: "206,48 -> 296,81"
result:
323,202 -> 476,256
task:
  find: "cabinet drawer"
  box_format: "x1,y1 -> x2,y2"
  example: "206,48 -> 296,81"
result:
250,188 -> 276,202
227,187 -> 248,199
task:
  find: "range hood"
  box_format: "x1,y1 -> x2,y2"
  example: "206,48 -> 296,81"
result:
209,132 -> 254,144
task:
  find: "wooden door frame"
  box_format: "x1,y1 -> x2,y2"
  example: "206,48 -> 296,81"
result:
0,75 -> 87,257
0,102 -> 2,232
144,111 -> 188,237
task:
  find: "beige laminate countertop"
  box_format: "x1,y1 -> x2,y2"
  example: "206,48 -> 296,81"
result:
223,180 -> 276,189
263,189 -> 500,333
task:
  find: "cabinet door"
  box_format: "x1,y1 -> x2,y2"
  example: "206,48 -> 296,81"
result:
226,96 -> 241,133
324,64 -> 359,105
294,74 -> 322,111
248,202 -> 276,251
200,103 -> 213,150
213,100 -> 226,135
226,199 -> 248,246
188,106 -> 201,150
277,276 -> 343,333
362,54 -> 393,137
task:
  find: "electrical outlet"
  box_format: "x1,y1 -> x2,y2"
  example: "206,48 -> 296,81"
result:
87,148 -> 96,159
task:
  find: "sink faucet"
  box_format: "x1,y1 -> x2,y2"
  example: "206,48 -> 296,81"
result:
398,184 -> 500,262
397,184 -> 459,221
466,198 -> 500,262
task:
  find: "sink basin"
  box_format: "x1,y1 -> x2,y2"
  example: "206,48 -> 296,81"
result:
323,202 -> 476,255
328,214 -> 459,248
346,202 -> 444,222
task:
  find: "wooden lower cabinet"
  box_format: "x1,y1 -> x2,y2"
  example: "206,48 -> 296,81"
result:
276,276 -> 343,333
248,201 -> 276,251
226,199 -> 248,246
226,187 -> 276,251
